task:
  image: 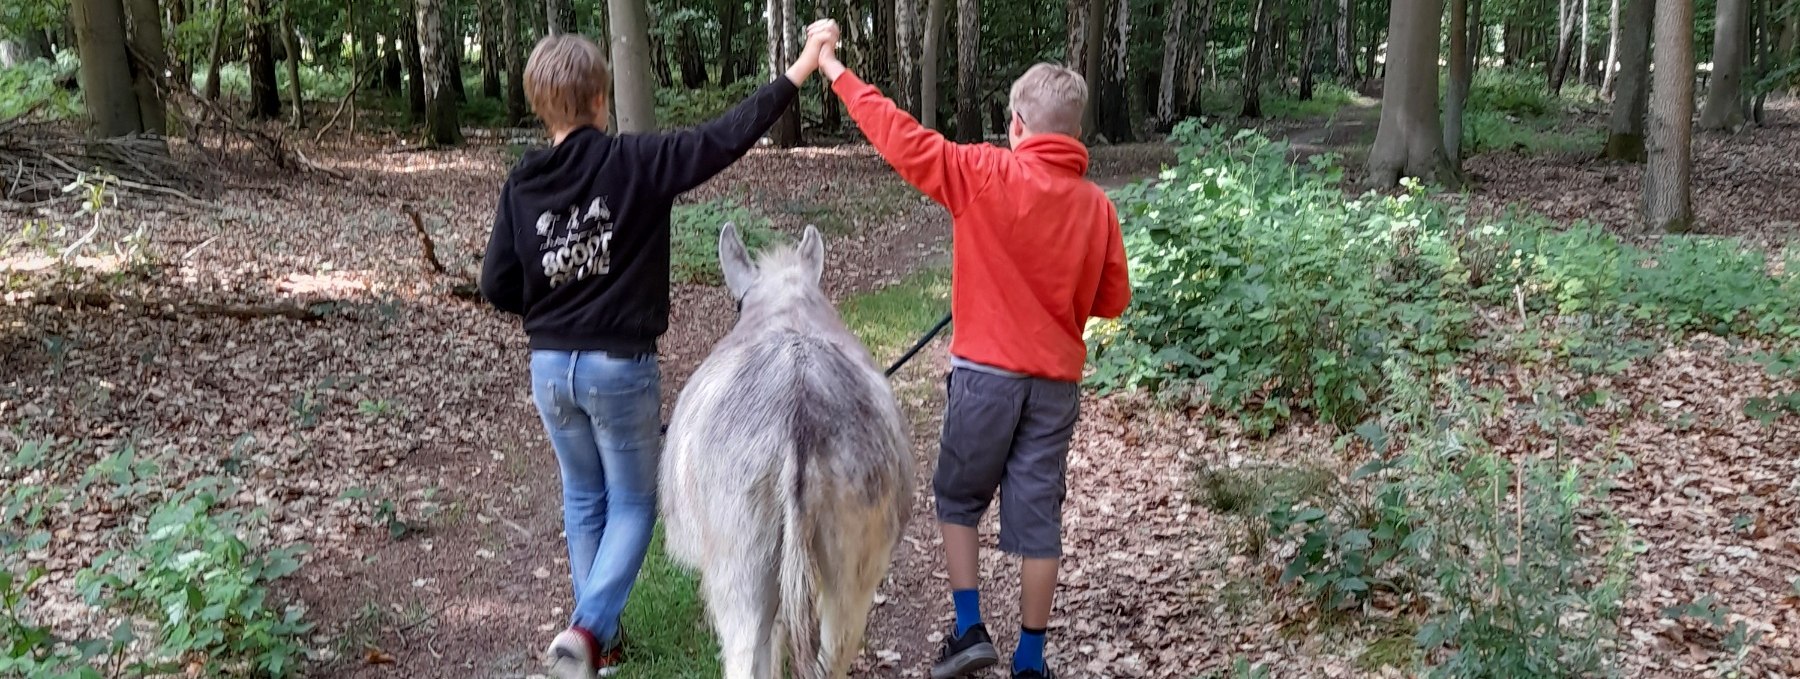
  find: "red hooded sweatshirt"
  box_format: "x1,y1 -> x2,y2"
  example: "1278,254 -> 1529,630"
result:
832,70 -> 1131,383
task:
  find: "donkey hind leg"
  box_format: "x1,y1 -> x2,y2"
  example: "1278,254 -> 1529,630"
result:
708,552 -> 780,679
818,517 -> 898,677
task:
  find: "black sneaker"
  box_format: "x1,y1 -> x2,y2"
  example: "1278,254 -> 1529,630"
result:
931,623 -> 1000,679
1012,669 -> 1055,679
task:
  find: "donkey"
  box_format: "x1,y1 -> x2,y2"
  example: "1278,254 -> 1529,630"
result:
660,224 -> 914,679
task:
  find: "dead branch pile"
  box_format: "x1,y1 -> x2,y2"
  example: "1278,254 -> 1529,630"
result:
1,109 -> 201,207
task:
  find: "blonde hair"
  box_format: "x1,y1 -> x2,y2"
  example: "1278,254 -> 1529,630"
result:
1009,64 -> 1087,138
525,34 -> 611,131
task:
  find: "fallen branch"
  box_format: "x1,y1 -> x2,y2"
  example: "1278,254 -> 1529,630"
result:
401,204 -> 449,274
32,290 -> 331,322
314,62 -> 380,144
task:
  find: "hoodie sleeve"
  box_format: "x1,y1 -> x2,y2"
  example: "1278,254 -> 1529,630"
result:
634,77 -> 800,198
1091,203 -> 1131,319
831,70 -> 1004,215
480,186 -> 528,316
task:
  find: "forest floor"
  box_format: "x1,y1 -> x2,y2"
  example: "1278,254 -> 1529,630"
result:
4,101 -> 1799,678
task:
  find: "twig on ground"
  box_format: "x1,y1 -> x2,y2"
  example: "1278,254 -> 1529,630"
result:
402,204 -> 450,274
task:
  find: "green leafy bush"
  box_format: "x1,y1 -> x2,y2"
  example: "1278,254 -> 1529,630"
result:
656,79 -> 761,129
0,51 -> 80,120
75,481 -> 312,677
2,566 -> 122,679
670,199 -> 775,285
1093,123 -> 1800,431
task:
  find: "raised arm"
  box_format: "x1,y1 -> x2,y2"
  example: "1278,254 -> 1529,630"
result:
826,68 -> 1003,214
480,187 -> 528,316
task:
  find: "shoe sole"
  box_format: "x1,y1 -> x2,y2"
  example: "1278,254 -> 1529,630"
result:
931,643 -> 1000,679
547,656 -> 597,679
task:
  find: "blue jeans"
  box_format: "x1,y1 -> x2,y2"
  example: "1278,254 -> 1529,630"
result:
529,350 -> 662,643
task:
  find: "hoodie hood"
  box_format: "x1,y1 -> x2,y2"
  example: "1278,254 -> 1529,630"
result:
1013,134 -> 1091,177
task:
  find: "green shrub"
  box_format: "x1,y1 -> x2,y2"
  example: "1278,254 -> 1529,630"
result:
670,199 -> 775,285
0,51 -> 80,120
75,481 -> 312,677
1263,82 -> 1365,120
656,79 -> 762,129
1093,123 -> 1800,431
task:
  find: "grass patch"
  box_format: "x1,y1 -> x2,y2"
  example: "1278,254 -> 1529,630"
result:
1263,83 -> 1375,120
671,199 -> 776,285
618,528 -> 721,678
839,268 -> 952,358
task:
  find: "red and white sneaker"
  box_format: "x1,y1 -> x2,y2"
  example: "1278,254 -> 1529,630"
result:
546,626 -> 623,679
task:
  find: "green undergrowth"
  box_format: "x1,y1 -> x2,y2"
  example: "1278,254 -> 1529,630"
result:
670,199 -> 776,286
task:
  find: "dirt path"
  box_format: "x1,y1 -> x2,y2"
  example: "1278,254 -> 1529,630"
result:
255,141 -> 1177,678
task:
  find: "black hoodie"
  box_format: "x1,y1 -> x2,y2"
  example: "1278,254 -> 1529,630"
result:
479,77 -> 799,355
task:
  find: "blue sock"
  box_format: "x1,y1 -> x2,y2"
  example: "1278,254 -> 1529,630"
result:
951,589 -> 982,637
1014,627 -> 1047,672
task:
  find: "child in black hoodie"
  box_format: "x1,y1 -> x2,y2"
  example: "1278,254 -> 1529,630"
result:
479,25 -> 836,679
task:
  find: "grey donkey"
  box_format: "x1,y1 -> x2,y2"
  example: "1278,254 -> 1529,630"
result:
660,224 -> 915,679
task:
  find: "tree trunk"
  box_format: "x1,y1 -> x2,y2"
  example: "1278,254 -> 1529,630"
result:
676,17 -> 707,89
765,0 -> 801,145
1644,0 -> 1693,232
1082,0 -> 1104,138
1548,0 -> 1578,92
1156,0 -> 1189,128
168,0 -> 191,85
895,0 -> 919,113
1066,0 -> 1087,74
417,0 -> 462,143
1361,1 -> 1379,80
955,0 -> 981,141
1103,0 -> 1132,140
281,1 -> 304,127
383,36 -> 404,94
1298,0 -> 1325,99
204,0 -> 229,100
403,1 -> 426,119
448,0 -> 468,102
1601,0 -> 1620,94
1445,0 -> 1470,161
125,0 -> 168,136
1241,0 -> 1273,117
504,0 -> 526,123
1469,0 -> 1484,77
1336,0 -> 1354,81
921,0 -> 947,129
1367,0 -> 1455,186
1579,0 -> 1591,82
608,0 -> 657,132
75,0 -> 145,138
246,0 -> 281,119
874,0 -> 894,87
1699,0 -> 1747,129
718,0 -> 744,84
1604,0 -> 1653,159
479,1 -> 502,97
1181,0 -> 1213,116
545,0 -> 575,34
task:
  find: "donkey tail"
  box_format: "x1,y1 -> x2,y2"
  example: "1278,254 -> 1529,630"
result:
780,396 -> 825,679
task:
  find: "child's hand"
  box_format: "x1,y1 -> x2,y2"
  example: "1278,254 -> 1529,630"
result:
785,19 -> 839,85
807,19 -> 847,82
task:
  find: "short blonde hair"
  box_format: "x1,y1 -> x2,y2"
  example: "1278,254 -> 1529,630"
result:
525,34 -> 611,130
1009,64 -> 1087,138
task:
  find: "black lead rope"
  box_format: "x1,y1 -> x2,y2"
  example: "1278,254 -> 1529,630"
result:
660,311 -> 952,435
883,312 -> 953,378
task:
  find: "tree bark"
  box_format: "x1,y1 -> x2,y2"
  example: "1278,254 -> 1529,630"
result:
895,0 -> 919,113
245,0 -> 282,119
1103,0 -> 1132,140
921,0 -> 947,129
1367,0 -> 1455,186
1082,0 -> 1104,138
1548,0 -> 1579,92
75,0 -> 144,138
479,0 -> 502,97
1602,0 -> 1620,94
125,0 -> 169,136
1699,0 -> 1748,129
1240,0 -> 1273,117
545,0 -> 575,34
281,1 -> 305,127
608,0 -> 657,132
874,0 -> 894,87
1604,0 -> 1651,159
204,0 -> 228,100
1181,0 -> 1213,116
504,0 -> 526,123
1066,0 -> 1088,73
1298,0 -> 1325,99
449,0 -> 468,103
1644,0 -> 1693,232
676,16 -> 707,89
1445,0 -> 1470,162
1156,0 -> 1189,129
718,0 -> 745,84
403,0 -> 427,119
765,0 -> 801,145
955,0 -> 981,141
1579,0 -> 1591,82
1336,0 -> 1355,81
418,0 -> 463,144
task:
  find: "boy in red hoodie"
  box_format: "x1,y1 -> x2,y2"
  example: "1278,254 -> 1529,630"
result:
812,22 -> 1130,679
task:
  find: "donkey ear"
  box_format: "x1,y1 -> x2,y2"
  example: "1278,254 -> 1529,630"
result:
719,222 -> 756,298
799,225 -> 825,284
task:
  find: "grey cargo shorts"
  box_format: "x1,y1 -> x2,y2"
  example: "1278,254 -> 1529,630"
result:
934,366 -> 1081,559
